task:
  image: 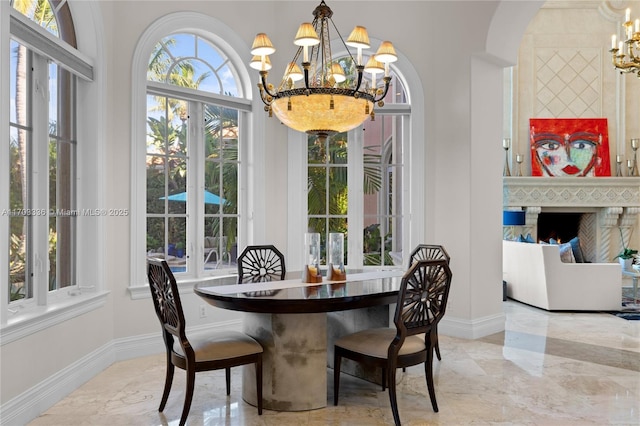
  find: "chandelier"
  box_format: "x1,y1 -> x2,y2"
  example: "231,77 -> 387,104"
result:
610,7 -> 640,77
250,1 -> 397,141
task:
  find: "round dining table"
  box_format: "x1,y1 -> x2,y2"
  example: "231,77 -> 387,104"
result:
194,270 -> 405,411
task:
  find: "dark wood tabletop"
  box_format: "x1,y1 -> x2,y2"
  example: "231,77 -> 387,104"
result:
194,270 -> 404,314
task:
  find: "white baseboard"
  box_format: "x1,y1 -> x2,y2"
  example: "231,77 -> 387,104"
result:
0,320 -> 241,425
438,312 -> 506,339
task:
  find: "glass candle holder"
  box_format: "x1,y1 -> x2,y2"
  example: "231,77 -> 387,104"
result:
327,232 -> 346,281
515,154 -> 523,176
616,155 -> 623,177
303,232 -> 322,283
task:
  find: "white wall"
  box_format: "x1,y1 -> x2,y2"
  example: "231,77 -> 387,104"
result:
1,1 -> 545,422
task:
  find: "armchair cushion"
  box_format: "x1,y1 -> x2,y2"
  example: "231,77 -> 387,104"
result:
569,237 -> 585,263
558,242 -> 575,263
516,233 -> 535,243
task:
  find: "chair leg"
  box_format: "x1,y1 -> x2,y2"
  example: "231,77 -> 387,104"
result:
434,325 -> 442,361
256,359 -> 263,415
387,367 -> 401,426
381,368 -> 387,391
333,351 -> 342,405
225,367 -> 231,395
179,366 -> 196,426
159,355 -> 174,412
424,337 -> 439,412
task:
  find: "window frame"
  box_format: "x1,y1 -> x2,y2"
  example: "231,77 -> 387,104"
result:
1,1 -> 106,342
144,82 -> 249,279
286,43 -> 424,271
129,13 -> 258,298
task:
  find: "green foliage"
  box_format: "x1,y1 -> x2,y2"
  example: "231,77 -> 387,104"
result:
14,0 -> 57,33
307,132 -> 386,265
48,227 -> 57,290
362,223 -> 394,266
9,234 -> 26,301
145,55 -> 240,256
614,227 -> 637,260
615,248 -> 638,260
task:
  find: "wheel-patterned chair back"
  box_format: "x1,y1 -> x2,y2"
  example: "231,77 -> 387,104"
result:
237,245 -> 286,283
395,259 -> 452,341
147,259 -> 188,357
408,244 -> 450,267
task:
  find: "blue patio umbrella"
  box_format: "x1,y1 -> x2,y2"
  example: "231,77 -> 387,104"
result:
160,190 -> 226,205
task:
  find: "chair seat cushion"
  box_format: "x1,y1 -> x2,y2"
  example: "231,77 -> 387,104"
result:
335,328 -> 426,358
173,330 -> 263,362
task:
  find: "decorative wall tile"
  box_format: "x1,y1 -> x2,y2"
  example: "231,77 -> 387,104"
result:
535,48 -> 602,118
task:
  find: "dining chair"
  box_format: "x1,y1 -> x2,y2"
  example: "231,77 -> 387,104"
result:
408,244 -> 450,361
408,244 -> 450,265
237,245 -> 286,283
147,259 -> 263,426
333,259 -> 453,426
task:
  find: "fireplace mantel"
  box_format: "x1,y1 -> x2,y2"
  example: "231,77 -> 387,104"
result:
503,177 -> 640,208
503,177 -> 640,262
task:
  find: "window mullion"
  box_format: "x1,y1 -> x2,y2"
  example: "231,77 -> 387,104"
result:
190,101 -> 204,275
347,128 -> 364,267
31,53 -> 49,305
401,116 -> 412,259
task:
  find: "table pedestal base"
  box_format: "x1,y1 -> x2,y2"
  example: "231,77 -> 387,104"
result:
242,312 -> 327,411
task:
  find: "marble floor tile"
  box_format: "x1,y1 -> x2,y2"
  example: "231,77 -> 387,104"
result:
28,301 -> 640,425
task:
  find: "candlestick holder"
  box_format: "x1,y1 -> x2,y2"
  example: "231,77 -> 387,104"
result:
515,154 -> 523,176
628,160 -> 634,177
616,155 -> 623,177
503,138 -> 511,177
631,138 -> 639,176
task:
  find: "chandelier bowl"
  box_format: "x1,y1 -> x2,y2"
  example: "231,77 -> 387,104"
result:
271,90 -> 374,136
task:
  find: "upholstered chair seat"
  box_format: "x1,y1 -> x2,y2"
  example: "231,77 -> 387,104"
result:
335,329 -> 426,358
172,330 -> 264,361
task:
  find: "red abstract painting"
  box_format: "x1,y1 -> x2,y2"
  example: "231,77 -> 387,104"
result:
529,118 -> 611,177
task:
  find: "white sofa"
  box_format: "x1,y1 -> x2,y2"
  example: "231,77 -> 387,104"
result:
503,240 -> 622,311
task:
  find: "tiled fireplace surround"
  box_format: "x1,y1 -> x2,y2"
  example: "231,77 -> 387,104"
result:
503,177 -> 640,263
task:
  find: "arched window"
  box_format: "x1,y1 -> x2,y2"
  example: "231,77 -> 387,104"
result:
145,32 -> 245,276
130,15 -> 253,290
4,0 -> 98,329
8,1 -> 78,299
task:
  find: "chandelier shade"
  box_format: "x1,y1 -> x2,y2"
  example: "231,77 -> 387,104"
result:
346,26 -> 370,49
251,1 -> 397,138
249,55 -> 271,71
610,7 -> 640,77
294,23 -> 321,47
251,33 -> 275,56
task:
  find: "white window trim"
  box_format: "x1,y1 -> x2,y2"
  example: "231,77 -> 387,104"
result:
129,12 -> 260,296
9,9 -> 93,81
1,0 -> 107,336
